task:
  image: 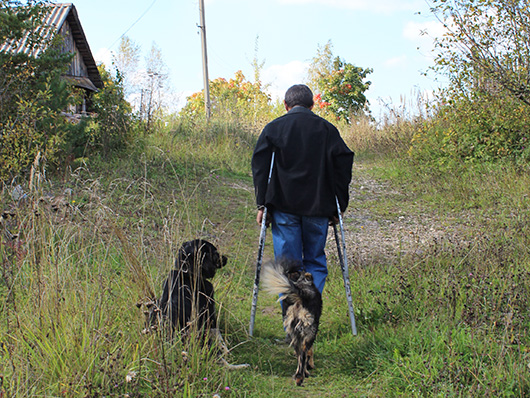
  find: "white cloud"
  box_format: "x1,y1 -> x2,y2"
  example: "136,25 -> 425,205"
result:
383,55 -> 408,68
277,0 -> 421,13
261,60 -> 309,100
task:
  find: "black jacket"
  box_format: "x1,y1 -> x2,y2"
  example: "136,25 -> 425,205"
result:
251,106 -> 354,217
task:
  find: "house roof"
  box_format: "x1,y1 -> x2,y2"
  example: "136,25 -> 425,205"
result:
0,3 -> 103,89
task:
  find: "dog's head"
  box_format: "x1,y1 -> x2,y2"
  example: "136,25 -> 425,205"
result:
175,239 -> 227,279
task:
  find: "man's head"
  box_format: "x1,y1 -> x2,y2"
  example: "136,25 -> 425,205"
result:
284,84 -> 314,110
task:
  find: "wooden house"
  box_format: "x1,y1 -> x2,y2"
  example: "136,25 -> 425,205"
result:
0,3 -> 103,115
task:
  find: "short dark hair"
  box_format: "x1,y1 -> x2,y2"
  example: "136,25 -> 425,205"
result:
284,84 -> 314,108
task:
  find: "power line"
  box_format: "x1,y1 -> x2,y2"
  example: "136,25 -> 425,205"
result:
107,0 -> 159,50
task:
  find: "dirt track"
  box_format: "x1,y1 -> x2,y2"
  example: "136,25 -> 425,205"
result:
342,163 -> 472,267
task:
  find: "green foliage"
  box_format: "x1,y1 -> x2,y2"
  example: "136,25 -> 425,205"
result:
76,66 -> 137,158
0,0 -> 46,44
431,0 -> 530,107
0,1 -> 78,181
410,92 -> 530,166
407,0 -> 530,167
307,41 -> 372,123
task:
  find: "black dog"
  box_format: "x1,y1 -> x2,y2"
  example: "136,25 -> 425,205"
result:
147,239 -> 226,334
145,239 -> 249,369
261,259 -> 323,386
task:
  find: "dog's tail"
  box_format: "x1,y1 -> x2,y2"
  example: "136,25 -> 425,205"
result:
261,262 -> 293,299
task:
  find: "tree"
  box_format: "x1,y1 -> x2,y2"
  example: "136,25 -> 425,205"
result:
140,42 -> 169,133
0,0 -> 76,180
113,39 -> 169,134
88,66 -> 135,156
306,40 -> 334,93
307,41 -> 372,123
180,70 -> 271,124
113,36 -> 141,99
430,0 -> 530,106
412,0 -> 530,163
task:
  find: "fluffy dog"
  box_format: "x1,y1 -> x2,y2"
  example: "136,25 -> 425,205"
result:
261,259 -> 323,386
144,239 -> 248,369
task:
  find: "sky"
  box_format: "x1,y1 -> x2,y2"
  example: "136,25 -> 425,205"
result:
73,0 -> 446,118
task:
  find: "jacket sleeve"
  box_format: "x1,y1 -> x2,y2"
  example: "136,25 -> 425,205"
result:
330,130 -> 354,213
251,129 -> 274,207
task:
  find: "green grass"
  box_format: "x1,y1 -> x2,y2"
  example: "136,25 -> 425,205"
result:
1,124 -> 530,397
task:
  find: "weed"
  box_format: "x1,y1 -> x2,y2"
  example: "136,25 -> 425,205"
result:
1,115 -> 530,396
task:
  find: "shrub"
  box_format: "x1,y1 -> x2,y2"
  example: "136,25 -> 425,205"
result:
82,67 -> 138,158
179,70 -> 272,130
0,1 -> 76,180
409,92 -> 530,167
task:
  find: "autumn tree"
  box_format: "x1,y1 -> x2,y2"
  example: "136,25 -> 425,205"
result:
307,41 -> 372,123
180,70 -> 271,125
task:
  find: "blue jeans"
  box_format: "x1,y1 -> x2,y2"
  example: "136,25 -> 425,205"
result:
270,210 -> 329,294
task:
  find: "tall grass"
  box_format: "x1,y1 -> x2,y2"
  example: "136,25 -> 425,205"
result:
1,105 -> 530,396
340,92 -> 432,158
0,137 -> 256,397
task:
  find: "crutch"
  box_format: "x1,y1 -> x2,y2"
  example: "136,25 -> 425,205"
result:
333,196 -> 357,336
249,152 -> 275,336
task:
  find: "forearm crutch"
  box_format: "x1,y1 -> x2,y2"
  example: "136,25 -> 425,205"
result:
333,196 -> 357,336
249,152 -> 275,337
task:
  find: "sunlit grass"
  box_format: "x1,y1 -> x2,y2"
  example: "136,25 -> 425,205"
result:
1,110 -> 530,396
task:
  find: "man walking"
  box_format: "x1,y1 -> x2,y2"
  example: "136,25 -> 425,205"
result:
251,84 -> 354,295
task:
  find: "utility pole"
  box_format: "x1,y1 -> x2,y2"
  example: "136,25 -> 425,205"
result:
198,0 -> 211,119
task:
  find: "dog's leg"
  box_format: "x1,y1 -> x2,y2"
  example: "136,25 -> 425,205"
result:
307,346 -> 315,370
210,327 -> 230,356
294,348 -> 306,386
218,357 -> 251,370
210,328 -> 250,370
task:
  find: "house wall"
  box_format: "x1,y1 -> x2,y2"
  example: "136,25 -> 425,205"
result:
60,20 -> 88,78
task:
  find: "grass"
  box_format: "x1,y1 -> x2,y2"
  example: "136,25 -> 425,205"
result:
1,119 -> 530,397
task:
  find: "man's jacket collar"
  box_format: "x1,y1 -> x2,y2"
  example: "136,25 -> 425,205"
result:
287,106 -> 313,115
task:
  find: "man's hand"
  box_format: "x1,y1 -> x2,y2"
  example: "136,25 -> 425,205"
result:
329,214 -> 342,226
256,208 -> 265,225
256,208 -> 271,226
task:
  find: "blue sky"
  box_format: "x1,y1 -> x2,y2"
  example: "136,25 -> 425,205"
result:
73,0 -> 445,117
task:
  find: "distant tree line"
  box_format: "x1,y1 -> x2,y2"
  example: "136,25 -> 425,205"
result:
3,0 -> 526,183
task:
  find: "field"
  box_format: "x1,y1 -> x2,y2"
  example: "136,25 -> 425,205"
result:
1,124 -> 530,397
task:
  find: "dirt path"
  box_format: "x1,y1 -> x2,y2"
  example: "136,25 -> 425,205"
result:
342,163 -> 470,267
